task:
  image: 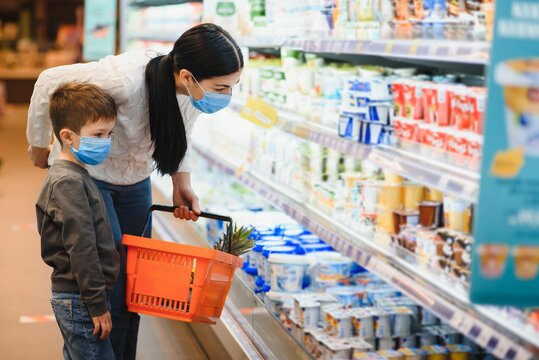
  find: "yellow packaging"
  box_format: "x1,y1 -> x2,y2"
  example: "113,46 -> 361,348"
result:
404,183 -> 425,210
378,185 -> 404,209
384,171 -> 404,185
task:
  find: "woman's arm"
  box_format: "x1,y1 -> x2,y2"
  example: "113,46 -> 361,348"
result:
172,172 -> 200,221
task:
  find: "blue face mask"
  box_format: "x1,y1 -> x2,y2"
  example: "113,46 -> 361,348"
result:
70,133 -> 112,166
188,75 -> 232,114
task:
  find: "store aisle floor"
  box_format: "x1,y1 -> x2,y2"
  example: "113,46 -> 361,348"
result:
0,106 -> 211,360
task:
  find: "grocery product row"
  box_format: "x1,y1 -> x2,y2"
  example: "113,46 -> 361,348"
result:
187,111 -> 537,358
204,0 -> 495,42
232,49 -> 482,200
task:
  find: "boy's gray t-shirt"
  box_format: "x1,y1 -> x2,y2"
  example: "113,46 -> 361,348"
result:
36,160 -> 120,317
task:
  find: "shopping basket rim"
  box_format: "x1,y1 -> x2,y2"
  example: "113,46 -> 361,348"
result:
122,234 -> 244,267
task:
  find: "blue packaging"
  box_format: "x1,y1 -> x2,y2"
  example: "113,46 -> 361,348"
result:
300,243 -> 334,254
263,245 -> 298,281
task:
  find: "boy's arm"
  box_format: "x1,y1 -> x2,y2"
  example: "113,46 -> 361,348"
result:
49,176 -> 109,317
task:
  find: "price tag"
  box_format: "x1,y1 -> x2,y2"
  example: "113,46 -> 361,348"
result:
240,96 -> 278,128
384,41 -> 394,54
408,42 -> 419,55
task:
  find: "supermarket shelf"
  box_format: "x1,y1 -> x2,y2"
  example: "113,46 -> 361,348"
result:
229,98 -> 480,203
192,142 -> 538,360
129,0 -> 201,7
237,36 -> 490,65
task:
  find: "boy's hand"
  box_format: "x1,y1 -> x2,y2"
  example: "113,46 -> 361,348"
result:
92,311 -> 112,340
28,145 -> 51,169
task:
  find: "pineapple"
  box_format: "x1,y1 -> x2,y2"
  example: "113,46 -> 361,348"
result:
214,223 -> 256,256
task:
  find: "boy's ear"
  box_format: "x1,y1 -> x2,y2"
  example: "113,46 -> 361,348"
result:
59,129 -> 75,146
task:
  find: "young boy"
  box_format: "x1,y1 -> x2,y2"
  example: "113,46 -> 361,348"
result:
36,82 -> 120,360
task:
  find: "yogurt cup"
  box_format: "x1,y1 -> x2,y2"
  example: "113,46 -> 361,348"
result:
327,286 -> 365,308
325,309 -> 353,338
354,352 -> 386,360
263,245 -> 297,281
495,59 -> 539,157
397,348 -> 425,360
378,350 -> 404,360
299,234 -> 323,245
377,337 -> 397,351
477,244 -> 510,279
269,254 -> 310,292
374,309 -> 393,338
316,258 -> 354,287
297,301 -> 321,329
301,243 -> 334,254
446,344 -> 472,360
351,308 -> 375,339
252,240 -> 287,271
321,337 -> 354,360
513,245 -> 539,280
391,307 -> 413,337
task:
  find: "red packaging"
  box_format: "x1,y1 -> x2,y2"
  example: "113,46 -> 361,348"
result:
436,85 -> 456,127
453,90 -> 473,131
394,118 -> 403,139
391,82 -> 405,117
469,87 -> 487,135
466,134 -> 482,159
399,118 -> 420,142
422,85 -> 437,124
420,124 -> 447,151
447,131 -> 469,157
403,81 -> 423,120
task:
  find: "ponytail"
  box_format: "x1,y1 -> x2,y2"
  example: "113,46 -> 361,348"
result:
146,23 -> 243,176
145,54 -> 187,176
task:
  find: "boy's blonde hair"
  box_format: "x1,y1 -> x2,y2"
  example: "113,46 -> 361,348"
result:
49,82 -> 117,144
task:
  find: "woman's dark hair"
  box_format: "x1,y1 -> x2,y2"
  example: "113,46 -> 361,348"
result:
145,23 -> 243,175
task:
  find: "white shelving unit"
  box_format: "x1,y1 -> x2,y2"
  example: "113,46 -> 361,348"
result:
192,141 -> 537,360
237,37 -> 490,65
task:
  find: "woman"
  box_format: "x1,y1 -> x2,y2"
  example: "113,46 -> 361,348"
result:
27,23 -> 243,360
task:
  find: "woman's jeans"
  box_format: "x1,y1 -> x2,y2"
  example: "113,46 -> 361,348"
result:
51,292 -> 115,360
94,177 -> 152,360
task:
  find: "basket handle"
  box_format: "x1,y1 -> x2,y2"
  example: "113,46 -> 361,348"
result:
142,205 -> 234,253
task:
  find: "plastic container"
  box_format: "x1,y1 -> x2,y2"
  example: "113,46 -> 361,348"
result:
327,286 -> 365,308
252,240 -> 287,274
269,254 -> 310,292
262,245 -> 297,281
316,257 -> 354,287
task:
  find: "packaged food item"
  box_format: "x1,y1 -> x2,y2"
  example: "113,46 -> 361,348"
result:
422,84 -> 438,123
317,258 -> 354,287
325,308 -> 354,338
447,0 -> 465,17
398,348 -> 426,360
394,0 -> 414,20
436,85 -> 458,127
327,285 -> 365,308
263,245 -> 298,281
446,345 -> 471,360
374,309 -> 393,338
395,118 -> 420,143
452,89 -> 472,131
403,81 -> 424,120
352,308 -> 376,339
446,130 -> 469,165
380,349 -> 406,360
321,337 -> 354,360
419,201 -> 443,227
355,352 -> 387,360
339,113 -> 362,140
468,87 -> 486,134
321,303 -> 345,329
296,301 -> 320,328
252,240 -> 287,272
403,183 -> 425,211
393,210 -> 420,235
513,246 -> 539,280
420,308 -> 440,326
422,345 -> 449,360
350,338 -> 374,357
377,337 -> 398,351
269,254 -> 310,292
392,81 -> 406,117
391,307 -> 414,336
495,59 -> 539,157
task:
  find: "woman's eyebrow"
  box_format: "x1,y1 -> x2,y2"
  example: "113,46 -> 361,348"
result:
215,80 -> 240,87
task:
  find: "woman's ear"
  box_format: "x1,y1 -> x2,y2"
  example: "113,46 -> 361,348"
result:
59,129 -> 74,147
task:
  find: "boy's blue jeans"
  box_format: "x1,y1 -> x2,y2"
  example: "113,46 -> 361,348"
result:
51,292 -> 115,360
94,177 -> 152,360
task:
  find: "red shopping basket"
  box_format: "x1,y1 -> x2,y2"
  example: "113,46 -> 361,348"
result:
122,205 -> 243,324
